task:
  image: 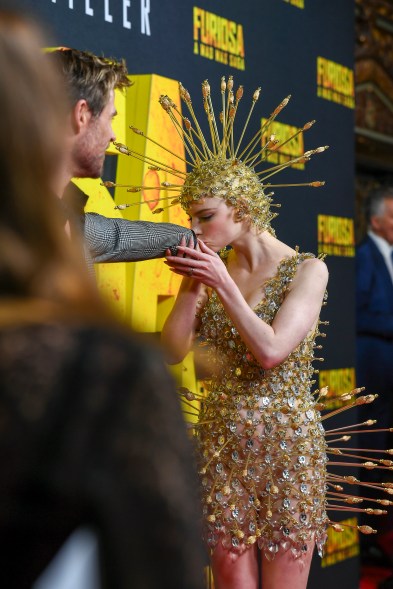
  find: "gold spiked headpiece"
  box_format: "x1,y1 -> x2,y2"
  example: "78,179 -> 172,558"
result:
104,76 -> 327,234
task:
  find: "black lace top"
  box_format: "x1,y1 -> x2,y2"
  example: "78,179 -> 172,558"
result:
0,320 -> 205,589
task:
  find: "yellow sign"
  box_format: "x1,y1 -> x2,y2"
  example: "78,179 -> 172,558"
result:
193,6 -> 245,70
317,215 -> 355,257
319,368 -> 356,410
322,517 -> 359,567
317,57 -> 355,109
283,0 -> 304,8
78,74 -> 197,394
261,119 -> 305,170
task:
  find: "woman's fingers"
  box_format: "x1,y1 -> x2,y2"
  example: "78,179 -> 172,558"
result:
197,239 -> 215,254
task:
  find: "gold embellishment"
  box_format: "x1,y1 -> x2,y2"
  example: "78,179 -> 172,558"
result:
103,76 -> 327,232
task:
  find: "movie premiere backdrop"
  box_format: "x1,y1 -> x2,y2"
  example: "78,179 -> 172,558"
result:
19,0 -> 357,586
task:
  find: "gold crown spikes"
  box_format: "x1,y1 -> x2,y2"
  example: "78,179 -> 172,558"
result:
255,146 -> 329,182
112,141 -> 187,180
242,119 -> 316,168
159,94 -> 206,165
103,76 -> 329,225
176,84 -> 213,161
129,125 -> 195,167
177,80 -> 273,163
236,94 -> 290,163
112,196 -> 180,213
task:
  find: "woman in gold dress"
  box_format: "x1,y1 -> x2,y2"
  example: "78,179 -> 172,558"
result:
111,78 -> 385,589
161,160 -> 328,588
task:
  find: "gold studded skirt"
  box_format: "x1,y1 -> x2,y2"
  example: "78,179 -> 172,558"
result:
194,372 -> 328,560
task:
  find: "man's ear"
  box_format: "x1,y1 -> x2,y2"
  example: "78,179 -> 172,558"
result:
71,99 -> 92,134
370,214 -> 381,232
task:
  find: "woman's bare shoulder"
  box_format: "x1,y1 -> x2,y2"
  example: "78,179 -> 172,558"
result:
296,255 -> 329,287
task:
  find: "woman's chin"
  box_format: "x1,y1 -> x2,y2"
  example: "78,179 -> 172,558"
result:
202,241 -> 220,252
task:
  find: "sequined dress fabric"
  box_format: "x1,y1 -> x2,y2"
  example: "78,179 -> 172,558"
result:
196,252 -> 328,559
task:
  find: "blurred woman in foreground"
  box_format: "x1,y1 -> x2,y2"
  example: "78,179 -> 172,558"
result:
0,9 -> 205,589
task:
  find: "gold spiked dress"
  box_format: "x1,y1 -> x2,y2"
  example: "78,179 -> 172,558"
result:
195,251 -> 329,559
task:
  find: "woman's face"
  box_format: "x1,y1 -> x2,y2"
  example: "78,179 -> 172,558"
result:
188,197 -> 241,251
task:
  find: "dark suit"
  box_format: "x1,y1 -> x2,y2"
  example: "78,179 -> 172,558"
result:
356,235 -> 393,534
356,235 -> 393,400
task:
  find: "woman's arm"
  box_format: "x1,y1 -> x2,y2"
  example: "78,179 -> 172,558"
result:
161,237 -> 209,364
216,256 -> 328,368
160,273 -> 206,364
165,241 -> 328,369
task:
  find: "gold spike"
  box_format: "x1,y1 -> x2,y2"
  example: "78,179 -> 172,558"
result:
160,99 -> 199,165
203,80 -> 221,154
328,449 -> 393,466
243,135 -> 280,167
327,505 -> 386,515
152,200 -> 180,214
221,77 -> 227,149
113,195 -> 178,210
321,395 -> 377,421
181,409 -> 200,418
179,397 -> 200,412
126,186 -> 176,193
179,83 -> 211,158
113,141 -> 186,179
257,147 -> 328,181
266,119 -> 316,159
222,98 -> 236,156
325,419 -> 376,434
129,125 -> 194,167
303,120 -> 316,130
238,94 -> 291,162
234,86 -> 261,157
331,447 -> 393,455
328,521 -> 376,534
358,526 -> 377,534
327,492 -> 363,504
177,387 -> 205,400
329,436 -> 352,444
261,182 -> 325,189
272,94 -> 291,116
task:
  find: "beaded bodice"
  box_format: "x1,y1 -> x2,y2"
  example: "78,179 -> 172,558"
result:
198,252 -> 320,395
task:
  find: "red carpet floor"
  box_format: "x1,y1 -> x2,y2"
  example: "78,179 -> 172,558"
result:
360,566 -> 392,589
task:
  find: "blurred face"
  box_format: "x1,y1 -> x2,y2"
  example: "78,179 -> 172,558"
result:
371,198 -> 393,245
73,89 -> 117,179
188,197 -> 241,251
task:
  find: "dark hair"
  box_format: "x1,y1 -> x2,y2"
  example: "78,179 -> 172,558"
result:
48,48 -> 131,117
365,185 -> 393,223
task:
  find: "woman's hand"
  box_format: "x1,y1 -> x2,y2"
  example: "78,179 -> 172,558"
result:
165,239 -> 229,289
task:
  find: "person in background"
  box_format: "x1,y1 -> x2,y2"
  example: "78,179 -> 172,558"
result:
356,185 -> 393,570
46,47 -> 195,269
0,8 -> 205,589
